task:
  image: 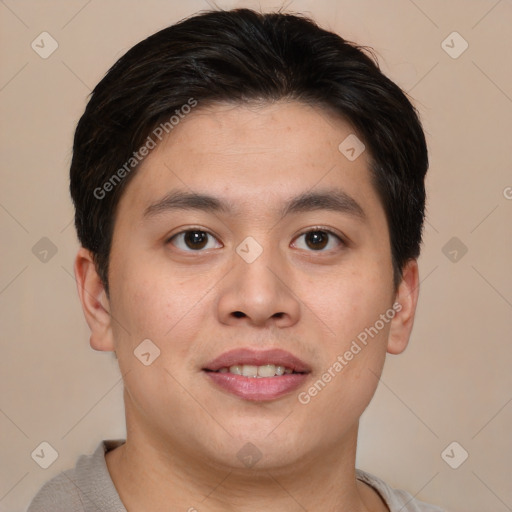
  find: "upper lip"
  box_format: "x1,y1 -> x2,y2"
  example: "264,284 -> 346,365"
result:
203,348 -> 311,373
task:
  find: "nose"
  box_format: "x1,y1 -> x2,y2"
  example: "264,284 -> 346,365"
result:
216,247 -> 301,329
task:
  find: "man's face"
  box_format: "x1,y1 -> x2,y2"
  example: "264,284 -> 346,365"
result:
102,101 -> 406,468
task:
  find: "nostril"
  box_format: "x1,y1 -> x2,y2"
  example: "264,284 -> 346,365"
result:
232,311 -> 246,318
273,312 -> 285,319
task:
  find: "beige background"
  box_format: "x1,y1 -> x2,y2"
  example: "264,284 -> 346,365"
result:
1,0 -> 511,511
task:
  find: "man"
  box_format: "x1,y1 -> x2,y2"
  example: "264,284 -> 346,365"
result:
28,8 -> 443,511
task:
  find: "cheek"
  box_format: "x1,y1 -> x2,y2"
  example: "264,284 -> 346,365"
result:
297,289 -> 392,440
303,266 -> 392,396
111,242 -> 195,327
108,268 -> 206,416
306,262 -> 393,344
108,252 -> 209,366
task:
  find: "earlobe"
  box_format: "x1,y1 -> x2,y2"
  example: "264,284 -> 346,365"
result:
74,247 -> 115,352
387,259 -> 420,355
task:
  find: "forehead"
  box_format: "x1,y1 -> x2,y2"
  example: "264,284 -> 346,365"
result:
117,100 -> 380,217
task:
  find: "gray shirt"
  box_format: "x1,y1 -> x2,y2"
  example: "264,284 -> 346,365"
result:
27,440 -> 445,512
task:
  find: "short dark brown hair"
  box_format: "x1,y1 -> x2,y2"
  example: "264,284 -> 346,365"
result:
70,8 -> 428,294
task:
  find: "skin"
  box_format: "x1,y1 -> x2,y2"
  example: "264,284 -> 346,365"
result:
75,101 -> 419,512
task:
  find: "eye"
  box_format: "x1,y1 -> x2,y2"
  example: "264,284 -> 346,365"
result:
292,229 -> 344,251
168,229 -> 222,251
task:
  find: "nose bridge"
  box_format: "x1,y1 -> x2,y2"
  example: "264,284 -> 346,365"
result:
235,240 -> 283,309
216,238 -> 300,327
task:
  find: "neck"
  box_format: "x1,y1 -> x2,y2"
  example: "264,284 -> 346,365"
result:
106,404 -> 386,511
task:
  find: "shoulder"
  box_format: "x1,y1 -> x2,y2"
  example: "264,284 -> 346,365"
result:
27,466 -> 83,512
27,440 -> 126,512
356,469 -> 445,512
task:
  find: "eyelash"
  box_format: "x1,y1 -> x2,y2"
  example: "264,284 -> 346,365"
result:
167,226 -> 346,253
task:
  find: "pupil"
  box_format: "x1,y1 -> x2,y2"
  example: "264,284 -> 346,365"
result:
185,231 -> 208,249
306,231 -> 328,250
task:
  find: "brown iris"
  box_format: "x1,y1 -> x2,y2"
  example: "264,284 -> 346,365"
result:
184,230 -> 209,250
304,231 -> 329,250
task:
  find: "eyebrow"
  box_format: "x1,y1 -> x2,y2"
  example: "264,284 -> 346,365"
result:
143,189 -> 365,221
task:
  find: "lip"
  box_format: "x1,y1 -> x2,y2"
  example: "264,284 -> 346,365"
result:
203,348 -> 311,402
205,372 -> 308,401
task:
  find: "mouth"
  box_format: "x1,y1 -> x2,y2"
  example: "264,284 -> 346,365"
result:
202,348 -> 311,401
208,364 -> 297,377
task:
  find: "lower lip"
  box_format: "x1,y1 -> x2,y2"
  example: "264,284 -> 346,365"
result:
204,371 -> 308,401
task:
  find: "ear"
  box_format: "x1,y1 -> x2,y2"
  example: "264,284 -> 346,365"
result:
387,259 -> 420,355
74,247 -> 115,352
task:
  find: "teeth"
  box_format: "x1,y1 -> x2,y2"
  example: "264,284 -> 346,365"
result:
224,364 -> 295,377
229,365 -> 243,375
258,364 -> 276,377
242,365 -> 258,377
